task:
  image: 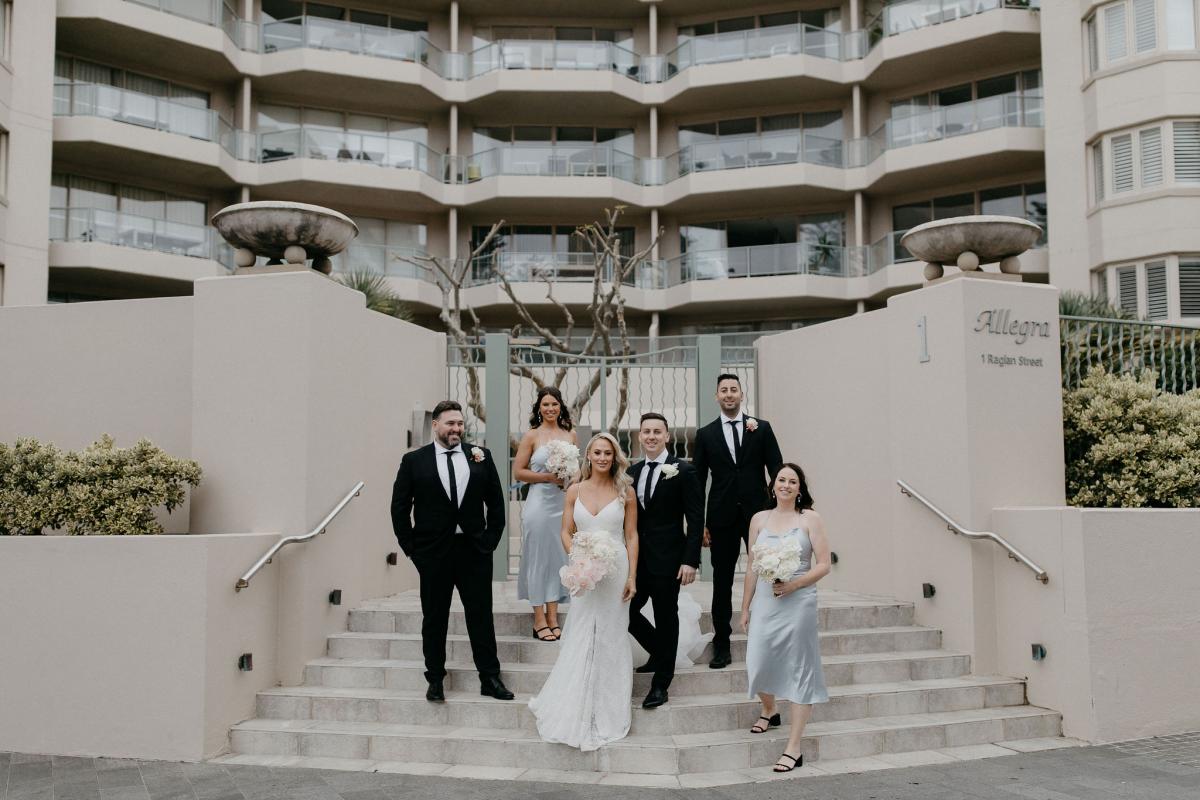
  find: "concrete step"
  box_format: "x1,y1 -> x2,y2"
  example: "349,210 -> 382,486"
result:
328,625 -> 942,664
255,675 -> 1027,735
302,650 -> 973,695
349,598 -> 916,637
229,705 -> 1062,774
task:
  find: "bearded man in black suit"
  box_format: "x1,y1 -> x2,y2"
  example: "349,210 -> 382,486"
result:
693,374 -> 783,669
391,400 -> 514,702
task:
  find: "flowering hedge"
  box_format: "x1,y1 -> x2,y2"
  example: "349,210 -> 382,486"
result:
0,435 -> 202,535
1064,368 -> 1200,508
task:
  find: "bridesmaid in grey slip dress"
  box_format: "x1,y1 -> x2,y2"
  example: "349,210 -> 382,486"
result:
514,387 -> 577,641
741,462 -> 832,773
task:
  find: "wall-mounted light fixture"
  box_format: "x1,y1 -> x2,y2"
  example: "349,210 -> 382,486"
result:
329,589 -> 343,606
922,583 -> 936,599
237,653 -> 253,672
1031,644 -> 1047,661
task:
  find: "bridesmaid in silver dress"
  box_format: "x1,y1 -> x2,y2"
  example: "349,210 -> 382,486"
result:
740,462 -> 832,773
514,387 -> 577,641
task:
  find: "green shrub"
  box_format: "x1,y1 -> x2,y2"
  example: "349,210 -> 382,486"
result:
1064,368 -> 1200,507
0,435 -> 202,535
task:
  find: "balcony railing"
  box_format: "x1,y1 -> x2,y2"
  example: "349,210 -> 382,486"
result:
331,243 -> 434,280
54,81 -> 230,143
241,127 -> 444,177
124,0 -> 255,48
50,207 -> 235,270
466,252 -> 665,289
667,23 -> 868,72
468,40 -> 642,80
663,132 -> 848,178
865,92 -> 1043,157
669,242 -> 865,284
463,144 -> 640,182
260,16 -> 463,78
869,0 -> 1039,42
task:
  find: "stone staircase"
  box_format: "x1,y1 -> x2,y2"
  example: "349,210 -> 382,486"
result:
220,582 -> 1065,785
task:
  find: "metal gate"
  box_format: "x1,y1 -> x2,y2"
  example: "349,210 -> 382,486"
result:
448,333 -> 757,579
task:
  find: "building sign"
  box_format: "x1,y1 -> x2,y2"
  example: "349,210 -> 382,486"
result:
974,308 -> 1052,369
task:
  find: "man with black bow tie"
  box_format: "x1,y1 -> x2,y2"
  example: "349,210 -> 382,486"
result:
391,400 -> 514,703
627,412 -> 704,709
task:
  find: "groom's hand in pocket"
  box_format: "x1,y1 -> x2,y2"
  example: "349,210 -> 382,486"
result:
677,565 -> 697,586
702,527 -> 711,548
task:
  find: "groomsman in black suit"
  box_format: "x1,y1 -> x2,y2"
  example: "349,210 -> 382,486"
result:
627,413 -> 705,709
693,374 -> 783,669
390,400 -> 514,702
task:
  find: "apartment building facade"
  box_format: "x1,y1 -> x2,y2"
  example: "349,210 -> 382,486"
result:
0,1 -> 1195,333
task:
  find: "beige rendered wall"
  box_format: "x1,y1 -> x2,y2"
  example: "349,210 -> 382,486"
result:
0,2 -> 57,305
0,533 -> 279,761
0,297 -> 196,532
993,507 -> 1200,743
189,271 -> 442,682
756,309 -> 897,596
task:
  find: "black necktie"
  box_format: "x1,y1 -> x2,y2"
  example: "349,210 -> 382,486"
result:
728,420 -> 742,464
445,451 -> 459,507
643,461 -> 658,504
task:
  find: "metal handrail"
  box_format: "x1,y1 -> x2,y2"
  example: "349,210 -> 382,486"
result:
235,481 -> 365,591
897,479 -> 1048,583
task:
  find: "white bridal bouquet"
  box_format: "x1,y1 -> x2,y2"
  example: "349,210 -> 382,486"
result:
543,439 -> 581,483
751,538 -> 805,585
560,530 -> 620,597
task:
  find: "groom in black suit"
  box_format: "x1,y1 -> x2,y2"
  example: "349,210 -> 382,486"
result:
693,374 -> 783,669
627,412 -> 704,708
390,400 -> 514,702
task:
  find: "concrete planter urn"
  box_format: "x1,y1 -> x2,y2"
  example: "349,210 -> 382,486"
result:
211,201 -> 358,275
900,215 -> 1042,281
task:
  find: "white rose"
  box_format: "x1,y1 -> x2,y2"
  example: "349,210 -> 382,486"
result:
471,446 -> 485,463
660,463 -> 679,480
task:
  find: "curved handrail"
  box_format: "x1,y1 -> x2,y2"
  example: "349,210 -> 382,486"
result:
897,479 -> 1048,584
235,481 -> 365,591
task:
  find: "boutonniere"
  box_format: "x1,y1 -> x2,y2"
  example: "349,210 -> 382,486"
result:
470,446 -> 486,463
660,463 -> 679,480
744,418 -> 759,433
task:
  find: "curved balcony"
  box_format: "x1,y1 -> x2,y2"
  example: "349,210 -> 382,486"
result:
49,206 -> 234,283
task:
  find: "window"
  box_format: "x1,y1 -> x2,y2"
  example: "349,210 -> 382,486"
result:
0,1 -> 10,63
472,125 -> 633,153
1105,4 -> 1128,62
1166,0 -> 1197,49
1087,15 -> 1100,72
0,131 -> 7,199
55,55 -> 211,108
263,1 -> 427,30
894,184 -> 1048,258
1146,260 -> 1168,319
1140,127 -> 1164,186
678,7 -> 841,41
1112,133 -> 1135,192
1174,121 -> 1200,181
1133,0 -> 1157,53
1180,260 -> 1200,316
1117,266 -> 1139,314
1094,142 -> 1106,201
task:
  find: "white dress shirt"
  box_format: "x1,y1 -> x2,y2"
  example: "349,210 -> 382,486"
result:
638,450 -> 668,506
434,442 -> 470,532
720,411 -> 745,463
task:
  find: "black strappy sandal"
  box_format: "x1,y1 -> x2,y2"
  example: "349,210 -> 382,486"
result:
773,752 -> 802,772
750,713 -> 781,733
550,626 -> 562,640
532,626 -> 556,641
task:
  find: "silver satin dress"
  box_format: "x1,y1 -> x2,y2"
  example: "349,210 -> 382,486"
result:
517,445 -> 570,605
746,526 -> 829,705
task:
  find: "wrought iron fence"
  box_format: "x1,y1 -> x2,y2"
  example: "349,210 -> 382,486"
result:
1060,316 -> 1200,394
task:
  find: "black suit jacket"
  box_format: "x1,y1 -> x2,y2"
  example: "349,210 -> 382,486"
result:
627,454 -> 704,577
390,442 -> 506,562
692,416 -> 784,530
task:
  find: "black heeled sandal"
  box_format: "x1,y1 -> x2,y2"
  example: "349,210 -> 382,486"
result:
532,626 -> 556,641
750,713 -> 781,733
773,752 -> 802,772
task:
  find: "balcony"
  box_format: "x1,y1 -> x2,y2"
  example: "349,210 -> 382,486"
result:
332,243 -> 435,280
242,127 -> 442,177
665,132 -> 847,179
54,81 -> 229,144
669,242 -> 865,285
865,92 -> 1043,157
869,0 -> 1039,41
468,40 -> 642,81
667,24 -> 867,74
49,206 -> 235,277
463,144 -> 641,182
260,16 -> 462,79
465,252 -> 665,289
124,0 -> 254,46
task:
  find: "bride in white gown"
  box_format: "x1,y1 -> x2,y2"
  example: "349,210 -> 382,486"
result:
529,432 -> 638,751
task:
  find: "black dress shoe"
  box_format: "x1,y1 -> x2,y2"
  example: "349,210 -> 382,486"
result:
708,648 -> 732,669
479,676 -> 514,700
425,681 -> 445,702
635,660 -> 656,674
642,687 -> 668,709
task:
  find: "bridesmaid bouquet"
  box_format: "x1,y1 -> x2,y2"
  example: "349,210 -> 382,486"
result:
543,440 -> 581,483
560,530 -> 619,597
751,538 -> 804,584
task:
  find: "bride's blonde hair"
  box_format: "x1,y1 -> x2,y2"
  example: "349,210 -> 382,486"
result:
578,432 -> 633,500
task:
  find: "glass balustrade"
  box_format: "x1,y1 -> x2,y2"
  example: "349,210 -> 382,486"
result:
669,243 -> 860,284
874,92 -> 1042,150
252,127 -> 442,176
54,82 -> 227,142
465,252 -> 659,288
50,207 -> 234,269
332,244 -> 433,279
468,40 -> 642,79
259,16 -> 450,74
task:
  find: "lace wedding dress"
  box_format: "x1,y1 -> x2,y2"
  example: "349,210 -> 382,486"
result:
528,496 -> 632,751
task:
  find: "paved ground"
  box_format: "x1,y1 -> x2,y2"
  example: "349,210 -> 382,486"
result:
5,734 -> 1200,800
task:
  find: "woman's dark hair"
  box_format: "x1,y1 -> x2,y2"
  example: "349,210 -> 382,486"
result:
770,462 -> 814,511
529,387 -> 573,431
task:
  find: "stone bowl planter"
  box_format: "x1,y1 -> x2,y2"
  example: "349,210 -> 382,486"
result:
211,201 -> 358,274
900,215 -> 1042,281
